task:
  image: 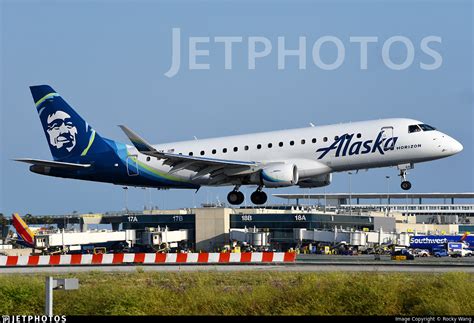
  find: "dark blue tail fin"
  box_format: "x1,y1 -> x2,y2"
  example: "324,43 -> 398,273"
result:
30,85 -> 114,162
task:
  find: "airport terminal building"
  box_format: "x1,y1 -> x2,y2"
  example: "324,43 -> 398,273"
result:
107,207 -> 395,251
3,192 -> 473,252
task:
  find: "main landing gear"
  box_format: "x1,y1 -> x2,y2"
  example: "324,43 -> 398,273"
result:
227,186 -> 268,205
399,167 -> 412,191
227,186 -> 244,205
250,186 -> 267,205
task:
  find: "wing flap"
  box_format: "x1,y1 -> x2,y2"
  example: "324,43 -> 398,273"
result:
119,125 -> 259,178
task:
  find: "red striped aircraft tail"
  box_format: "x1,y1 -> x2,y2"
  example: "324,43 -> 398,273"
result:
12,213 -> 35,247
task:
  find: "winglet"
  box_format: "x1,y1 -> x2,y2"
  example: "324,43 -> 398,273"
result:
119,125 -> 156,152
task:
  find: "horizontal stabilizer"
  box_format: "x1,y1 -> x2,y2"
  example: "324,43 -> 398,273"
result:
14,158 -> 91,169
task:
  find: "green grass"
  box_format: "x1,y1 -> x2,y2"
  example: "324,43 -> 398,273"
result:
0,271 -> 473,315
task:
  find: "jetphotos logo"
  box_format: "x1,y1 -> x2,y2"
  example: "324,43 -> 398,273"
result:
164,28 -> 442,78
316,131 -> 398,159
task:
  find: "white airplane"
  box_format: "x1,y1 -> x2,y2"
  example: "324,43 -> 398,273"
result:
16,85 -> 463,205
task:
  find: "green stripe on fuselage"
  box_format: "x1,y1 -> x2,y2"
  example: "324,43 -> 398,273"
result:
130,156 -> 189,183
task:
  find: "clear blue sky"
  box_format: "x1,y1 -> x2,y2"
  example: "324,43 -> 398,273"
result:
1,0 -> 472,215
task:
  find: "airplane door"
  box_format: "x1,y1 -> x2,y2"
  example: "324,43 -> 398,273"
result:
381,126 -> 394,140
126,155 -> 139,176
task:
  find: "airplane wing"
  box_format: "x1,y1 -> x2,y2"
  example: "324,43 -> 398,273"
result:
119,125 -> 259,183
14,158 -> 92,169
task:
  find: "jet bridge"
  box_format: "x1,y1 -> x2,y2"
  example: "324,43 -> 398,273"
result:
294,228 -> 411,247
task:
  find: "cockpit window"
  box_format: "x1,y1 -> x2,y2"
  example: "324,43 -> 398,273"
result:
408,125 -> 422,133
409,124 -> 436,133
419,124 -> 436,131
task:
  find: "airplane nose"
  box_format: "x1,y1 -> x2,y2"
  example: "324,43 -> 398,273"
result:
450,138 -> 463,154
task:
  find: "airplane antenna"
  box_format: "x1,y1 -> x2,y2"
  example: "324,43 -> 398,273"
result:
193,136 -> 198,140
309,123 -> 315,127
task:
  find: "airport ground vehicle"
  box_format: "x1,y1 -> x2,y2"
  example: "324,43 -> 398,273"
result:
391,249 -> 415,260
413,249 -> 430,257
433,248 -> 449,257
409,234 -> 474,251
448,242 -> 473,257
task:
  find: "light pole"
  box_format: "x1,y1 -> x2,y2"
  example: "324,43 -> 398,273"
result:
123,187 -> 129,212
386,176 -> 390,215
142,188 -> 151,210
386,176 -> 390,203
323,186 -> 327,213
348,172 -> 353,216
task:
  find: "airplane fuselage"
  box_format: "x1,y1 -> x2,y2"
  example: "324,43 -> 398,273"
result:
80,118 -> 461,189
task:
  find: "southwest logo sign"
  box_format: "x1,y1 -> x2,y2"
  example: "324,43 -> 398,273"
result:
316,131 -> 398,159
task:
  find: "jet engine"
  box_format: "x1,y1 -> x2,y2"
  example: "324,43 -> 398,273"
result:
258,163 -> 299,188
298,173 -> 332,188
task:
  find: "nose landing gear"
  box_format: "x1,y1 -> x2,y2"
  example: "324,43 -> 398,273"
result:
401,180 -> 412,190
398,166 -> 413,191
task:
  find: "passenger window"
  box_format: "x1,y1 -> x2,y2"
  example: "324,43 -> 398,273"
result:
301,139 -> 306,145
268,143 -> 273,148
146,157 -> 151,161
233,147 -> 238,152
290,140 -> 294,146
323,137 -> 328,142
279,142 -> 283,147
409,125 -> 422,133
200,151 -> 205,155
223,148 -> 227,153
212,149 -> 216,154
257,144 -> 262,149
334,136 -> 339,140
189,152 -> 193,156
312,138 -> 316,143
357,133 -> 362,138
244,145 -> 249,151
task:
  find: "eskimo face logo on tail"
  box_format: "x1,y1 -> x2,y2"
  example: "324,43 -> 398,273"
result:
46,111 -> 78,152
316,131 -> 398,159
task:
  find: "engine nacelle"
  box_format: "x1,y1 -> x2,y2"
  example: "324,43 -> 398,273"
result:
298,173 -> 332,188
260,163 -> 299,188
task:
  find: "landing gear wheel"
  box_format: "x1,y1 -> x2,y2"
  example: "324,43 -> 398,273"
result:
398,166 -> 413,191
227,191 -> 244,205
401,181 -> 412,191
236,191 -> 244,204
251,191 -> 267,205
